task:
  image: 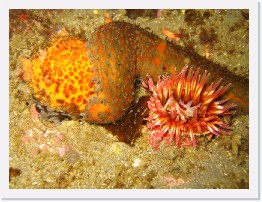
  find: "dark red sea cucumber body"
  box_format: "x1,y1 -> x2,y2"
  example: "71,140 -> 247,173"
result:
85,22 -> 248,123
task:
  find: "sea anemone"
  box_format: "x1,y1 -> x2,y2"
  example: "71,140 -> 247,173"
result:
143,65 -> 236,149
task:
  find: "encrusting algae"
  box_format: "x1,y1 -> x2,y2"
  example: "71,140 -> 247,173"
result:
21,21 -> 248,146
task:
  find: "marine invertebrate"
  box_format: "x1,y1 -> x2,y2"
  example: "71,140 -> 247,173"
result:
22,37 -> 95,118
22,22 -> 248,125
143,65 -> 236,148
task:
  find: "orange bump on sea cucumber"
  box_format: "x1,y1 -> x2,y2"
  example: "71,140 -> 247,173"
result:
22,37 -> 95,118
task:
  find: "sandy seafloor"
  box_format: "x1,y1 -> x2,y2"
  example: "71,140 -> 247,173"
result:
9,9 -> 249,189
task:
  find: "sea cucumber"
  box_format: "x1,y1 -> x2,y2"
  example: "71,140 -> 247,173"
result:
22,21 -> 248,124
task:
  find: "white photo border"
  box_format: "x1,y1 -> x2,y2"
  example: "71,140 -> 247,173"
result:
1,0 -> 259,199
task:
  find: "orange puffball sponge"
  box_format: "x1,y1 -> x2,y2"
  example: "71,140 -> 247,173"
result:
22,37 -> 95,118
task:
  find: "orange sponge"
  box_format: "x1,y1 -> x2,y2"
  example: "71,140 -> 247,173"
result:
22,37 -> 95,118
